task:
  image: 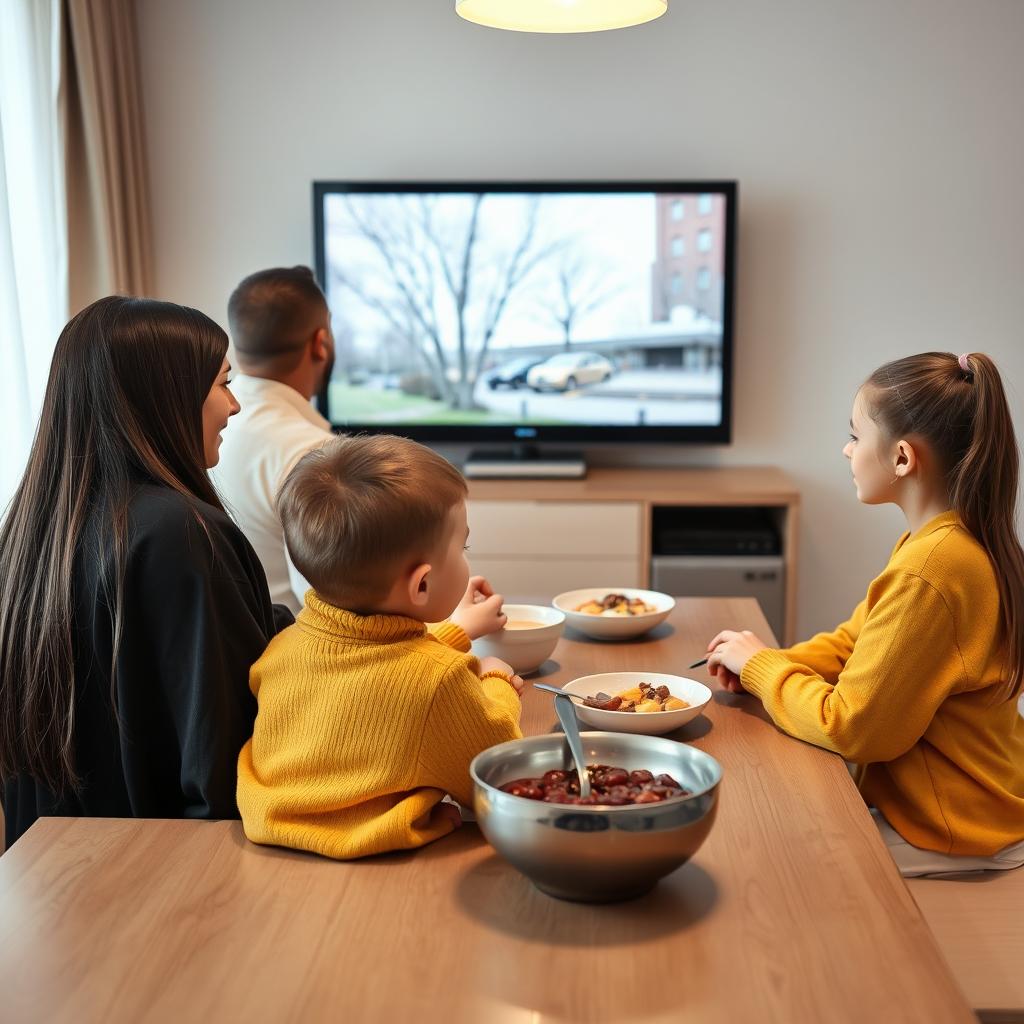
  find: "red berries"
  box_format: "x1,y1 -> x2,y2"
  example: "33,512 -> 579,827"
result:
499,764 -> 688,806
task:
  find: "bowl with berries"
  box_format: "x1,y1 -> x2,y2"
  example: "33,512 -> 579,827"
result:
470,731 -> 722,902
559,672 -> 712,735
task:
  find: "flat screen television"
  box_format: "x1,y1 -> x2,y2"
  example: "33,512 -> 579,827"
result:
313,181 -> 736,446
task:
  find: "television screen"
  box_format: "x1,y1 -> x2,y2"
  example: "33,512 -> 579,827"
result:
313,181 -> 735,443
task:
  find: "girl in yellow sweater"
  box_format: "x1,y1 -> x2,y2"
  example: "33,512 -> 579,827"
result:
707,352 -> 1024,876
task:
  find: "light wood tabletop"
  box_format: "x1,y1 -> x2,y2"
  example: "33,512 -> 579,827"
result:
0,599 -> 974,1024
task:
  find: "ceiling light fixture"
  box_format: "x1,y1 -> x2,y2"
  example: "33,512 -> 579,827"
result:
455,0 -> 667,34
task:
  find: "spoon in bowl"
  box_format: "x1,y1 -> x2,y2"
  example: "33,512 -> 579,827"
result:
533,683 -> 592,798
533,682 -> 583,701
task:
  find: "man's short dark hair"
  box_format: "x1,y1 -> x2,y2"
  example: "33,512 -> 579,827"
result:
227,266 -> 328,363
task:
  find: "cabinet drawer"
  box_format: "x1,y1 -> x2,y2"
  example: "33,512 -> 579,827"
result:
468,557 -> 643,603
467,501 -> 642,558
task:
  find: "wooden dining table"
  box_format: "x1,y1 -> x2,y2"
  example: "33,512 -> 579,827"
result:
0,598 -> 975,1023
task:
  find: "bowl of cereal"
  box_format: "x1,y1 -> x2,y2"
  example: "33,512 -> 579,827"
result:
559,672 -> 712,735
553,588 -> 674,640
471,730 -> 722,902
472,604 -> 565,675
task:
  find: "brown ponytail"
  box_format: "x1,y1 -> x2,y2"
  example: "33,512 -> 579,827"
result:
865,352 -> 1024,699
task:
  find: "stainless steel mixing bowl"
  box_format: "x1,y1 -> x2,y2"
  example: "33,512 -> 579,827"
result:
470,731 -> 722,902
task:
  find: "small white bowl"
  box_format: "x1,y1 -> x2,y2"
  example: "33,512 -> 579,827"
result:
472,604 -> 565,675
560,672 -> 712,735
553,588 -> 675,640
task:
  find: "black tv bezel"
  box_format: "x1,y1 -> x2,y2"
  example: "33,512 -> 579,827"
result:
313,180 -> 736,445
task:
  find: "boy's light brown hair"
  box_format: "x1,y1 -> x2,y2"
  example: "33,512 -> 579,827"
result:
279,434 -> 468,609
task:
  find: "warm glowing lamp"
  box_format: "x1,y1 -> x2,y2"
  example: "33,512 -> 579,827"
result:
455,0 -> 668,33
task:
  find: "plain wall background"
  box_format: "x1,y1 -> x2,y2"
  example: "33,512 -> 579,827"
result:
135,0 -> 1024,640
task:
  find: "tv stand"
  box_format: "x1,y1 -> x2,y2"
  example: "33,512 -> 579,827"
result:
464,466 -> 800,644
464,445 -> 587,479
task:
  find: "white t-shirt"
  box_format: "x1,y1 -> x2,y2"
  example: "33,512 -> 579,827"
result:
211,374 -> 331,614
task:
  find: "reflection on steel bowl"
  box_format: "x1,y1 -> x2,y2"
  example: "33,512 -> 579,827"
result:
471,732 -> 722,903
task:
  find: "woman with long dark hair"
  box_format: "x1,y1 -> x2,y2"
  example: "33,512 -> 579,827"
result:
0,296 -> 287,847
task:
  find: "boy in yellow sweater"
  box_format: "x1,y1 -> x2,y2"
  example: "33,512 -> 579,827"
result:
706,352 -> 1024,876
237,435 -> 523,859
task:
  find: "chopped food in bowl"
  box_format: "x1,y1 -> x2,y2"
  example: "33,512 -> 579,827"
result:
561,672 -> 712,735
583,681 -> 690,713
574,593 -> 657,616
553,588 -> 674,640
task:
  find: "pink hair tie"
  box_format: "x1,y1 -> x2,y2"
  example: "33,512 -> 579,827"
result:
958,352 -> 972,373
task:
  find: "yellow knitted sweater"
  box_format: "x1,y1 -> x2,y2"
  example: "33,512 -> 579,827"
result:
237,593 -> 522,859
741,511 -> 1024,856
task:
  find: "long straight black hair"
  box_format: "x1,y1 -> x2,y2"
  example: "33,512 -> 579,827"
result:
0,296 -> 229,793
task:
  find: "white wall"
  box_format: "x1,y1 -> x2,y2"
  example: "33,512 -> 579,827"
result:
136,0 -> 1024,640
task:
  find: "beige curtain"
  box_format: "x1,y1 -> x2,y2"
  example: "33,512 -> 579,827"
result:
61,0 -> 153,313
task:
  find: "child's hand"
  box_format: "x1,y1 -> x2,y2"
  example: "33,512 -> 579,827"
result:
711,662 -> 745,694
706,629 -> 768,693
479,655 -> 516,678
450,575 -> 507,640
436,801 -> 463,831
478,656 -> 524,696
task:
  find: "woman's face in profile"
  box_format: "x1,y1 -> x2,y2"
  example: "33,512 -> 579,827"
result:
201,358 -> 240,467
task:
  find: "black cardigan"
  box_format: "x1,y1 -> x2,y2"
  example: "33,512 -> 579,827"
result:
2,484 -> 290,848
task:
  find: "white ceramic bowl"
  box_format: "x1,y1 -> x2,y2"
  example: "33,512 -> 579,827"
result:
559,672 -> 712,735
553,588 -> 675,640
472,604 -> 565,675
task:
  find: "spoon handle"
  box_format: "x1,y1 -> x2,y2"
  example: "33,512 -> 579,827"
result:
533,682 -> 579,700
552,694 -> 592,798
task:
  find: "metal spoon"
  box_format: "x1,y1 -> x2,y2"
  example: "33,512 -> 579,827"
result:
533,683 -> 592,798
532,682 -> 584,701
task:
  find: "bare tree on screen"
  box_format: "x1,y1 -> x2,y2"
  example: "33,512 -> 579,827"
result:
535,252 -> 622,351
330,194 -> 562,409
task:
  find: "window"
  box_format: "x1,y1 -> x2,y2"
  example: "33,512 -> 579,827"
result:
698,193 -> 713,215
697,228 -> 712,252
670,273 -> 683,294
1,0 -> 67,506
697,267 -> 711,290
671,235 -> 684,258
670,199 -> 684,220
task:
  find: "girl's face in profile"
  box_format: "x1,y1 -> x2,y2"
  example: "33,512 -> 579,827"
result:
843,389 -> 897,505
201,358 -> 240,468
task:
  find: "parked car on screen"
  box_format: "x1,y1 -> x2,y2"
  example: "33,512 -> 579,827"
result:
527,352 -> 614,392
486,356 -> 545,390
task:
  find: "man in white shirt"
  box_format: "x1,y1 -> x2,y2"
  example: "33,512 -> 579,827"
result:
212,266 -> 334,614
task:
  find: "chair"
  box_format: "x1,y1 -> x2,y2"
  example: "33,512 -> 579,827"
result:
908,870 -> 1024,1023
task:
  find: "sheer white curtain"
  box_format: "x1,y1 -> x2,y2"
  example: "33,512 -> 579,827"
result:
0,0 -> 67,509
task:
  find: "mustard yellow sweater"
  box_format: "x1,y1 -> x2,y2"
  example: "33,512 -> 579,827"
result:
237,593 -> 522,859
741,511 -> 1024,856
